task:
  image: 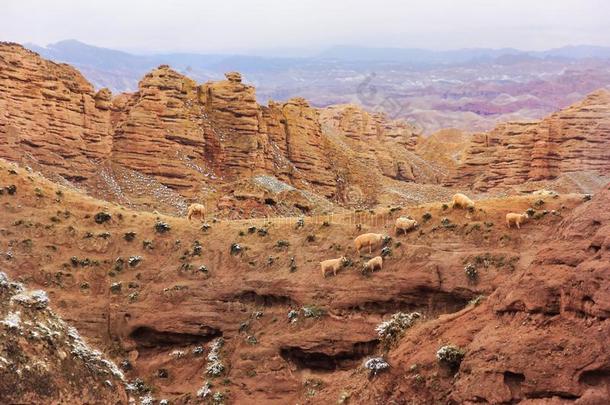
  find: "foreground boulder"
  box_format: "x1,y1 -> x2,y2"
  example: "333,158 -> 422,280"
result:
0,272 -> 128,404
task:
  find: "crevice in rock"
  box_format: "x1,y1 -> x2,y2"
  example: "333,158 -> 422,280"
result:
280,339 -> 379,371
525,391 -> 580,400
503,371 -> 525,398
233,290 -> 298,307
579,368 -> 610,386
343,290 -> 470,316
129,326 -> 221,348
588,243 -> 601,253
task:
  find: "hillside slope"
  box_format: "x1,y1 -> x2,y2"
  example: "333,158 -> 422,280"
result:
1,158 -> 602,403
317,184 -> 610,404
0,271 -> 128,403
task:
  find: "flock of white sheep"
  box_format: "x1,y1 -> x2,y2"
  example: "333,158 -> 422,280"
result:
185,192 -> 530,278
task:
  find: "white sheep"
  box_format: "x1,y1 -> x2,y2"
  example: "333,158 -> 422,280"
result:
187,203 -> 206,221
320,257 -> 347,277
394,217 -> 418,235
354,233 -> 385,255
363,256 -> 383,273
506,212 -> 528,229
451,193 -> 475,210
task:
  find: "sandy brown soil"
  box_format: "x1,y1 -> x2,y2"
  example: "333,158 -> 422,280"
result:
2,159 -> 606,404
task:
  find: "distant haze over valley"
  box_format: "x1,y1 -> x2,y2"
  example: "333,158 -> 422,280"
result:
25,40 -> 610,133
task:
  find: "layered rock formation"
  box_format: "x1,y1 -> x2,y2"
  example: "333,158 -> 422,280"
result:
2,41 -> 609,214
0,42 -> 113,181
0,43 -> 425,211
450,90 -> 610,191
332,183 -> 610,404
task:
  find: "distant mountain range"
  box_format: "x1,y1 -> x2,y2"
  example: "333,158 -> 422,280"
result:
19,40 -> 610,133
25,40 -> 610,89
28,40 -> 610,68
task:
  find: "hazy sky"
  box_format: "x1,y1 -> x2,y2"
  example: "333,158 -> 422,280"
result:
2,0 -> 609,54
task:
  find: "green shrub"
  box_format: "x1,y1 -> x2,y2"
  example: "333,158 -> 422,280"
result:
110,282 -> 122,294
289,257 -> 297,272
464,263 -> 477,280
114,257 -> 125,272
154,221 -> 171,233
192,241 -> 203,256
257,228 -> 268,236
230,243 -> 242,255
381,246 -> 392,257
441,217 -> 455,228
376,312 -> 421,346
94,212 -> 112,224
128,256 -> 142,267
123,231 -> 137,241
276,240 -> 290,248
436,345 -> 465,368
302,305 -> 325,318
533,199 -> 545,208
469,295 -> 485,306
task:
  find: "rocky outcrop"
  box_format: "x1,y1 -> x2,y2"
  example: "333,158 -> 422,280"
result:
319,105 -> 445,204
0,43 -> 441,209
450,90 -> 610,191
0,42 -> 113,182
111,66 -> 212,192
335,183 -> 610,405
0,272 -> 128,403
2,42 -> 609,212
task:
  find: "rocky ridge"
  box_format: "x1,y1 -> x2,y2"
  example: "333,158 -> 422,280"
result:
449,90 -> 610,192
0,43 -> 425,215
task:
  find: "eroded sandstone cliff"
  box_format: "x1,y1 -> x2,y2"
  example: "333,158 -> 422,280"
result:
450,90 -> 610,191
0,43 -> 426,213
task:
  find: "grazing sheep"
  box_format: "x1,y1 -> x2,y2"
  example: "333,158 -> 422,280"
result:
394,217 -> 418,235
187,203 -> 206,221
320,257 -> 347,277
354,233 -> 385,255
506,213 -> 528,229
363,256 -> 383,273
451,193 -> 475,210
